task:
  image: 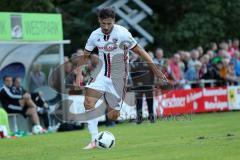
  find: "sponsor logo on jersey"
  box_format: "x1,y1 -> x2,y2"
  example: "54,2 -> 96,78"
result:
97,40 -> 133,51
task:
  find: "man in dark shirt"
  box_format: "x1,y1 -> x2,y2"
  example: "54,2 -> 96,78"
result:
130,56 -> 155,124
0,75 -> 43,130
12,76 -> 49,128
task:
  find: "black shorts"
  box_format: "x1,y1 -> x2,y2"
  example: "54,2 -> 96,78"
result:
4,100 -> 28,117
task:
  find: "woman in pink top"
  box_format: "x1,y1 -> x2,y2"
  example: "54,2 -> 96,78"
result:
169,53 -> 183,83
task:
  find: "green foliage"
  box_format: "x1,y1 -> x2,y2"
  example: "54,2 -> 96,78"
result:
1,0 -> 240,56
144,0 -> 240,55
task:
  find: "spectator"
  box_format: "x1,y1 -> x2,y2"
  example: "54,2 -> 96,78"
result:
12,77 -> 50,128
219,58 -> 237,85
178,51 -> 186,74
11,77 -> 26,96
29,64 -> 46,92
226,62 -> 238,85
199,54 -> 210,78
71,48 -> 99,88
219,49 -> 231,59
231,51 -> 240,77
209,42 -> 218,54
160,60 -> 175,86
64,56 -> 69,62
76,49 -> 84,55
180,51 -> 191,72
188,49 -> 200,68
69,50 -> 85,90
226,38 -> 239,57
81,53 -> 99,86
0,75 -> 44,131
153,48 -> 165,69
204,59 -> 225,86
219,42 -> 234,57
231,38 -> 239,52
169,53 -> 183,86
197,46 -> 204,57
219,58 -> 229,82
65,61 -> 76,87
206,50 -> 215,60
184,61 -> 202,83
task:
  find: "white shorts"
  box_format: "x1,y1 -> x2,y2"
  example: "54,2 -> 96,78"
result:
85,76 -> 125,110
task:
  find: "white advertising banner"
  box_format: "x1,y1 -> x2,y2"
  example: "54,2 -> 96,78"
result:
227,86 -> 240,110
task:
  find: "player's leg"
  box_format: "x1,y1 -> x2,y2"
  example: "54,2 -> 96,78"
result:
106,106 -> 120,121
84,88 -> 102,110
104,78 -> 124,121
83,88 -> 102,149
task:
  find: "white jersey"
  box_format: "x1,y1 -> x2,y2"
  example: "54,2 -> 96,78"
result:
85,24 -> 137,79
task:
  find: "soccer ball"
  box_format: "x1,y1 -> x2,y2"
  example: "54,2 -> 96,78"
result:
95,131 -> 115,149
32,125 -> 43,134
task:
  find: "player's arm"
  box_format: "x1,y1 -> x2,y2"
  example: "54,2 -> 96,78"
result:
82,49 -> 91,63
131,45 -> 168,82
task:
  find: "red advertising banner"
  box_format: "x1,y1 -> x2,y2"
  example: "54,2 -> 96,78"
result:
196,87 -> 228,113
156,87 -> 229,116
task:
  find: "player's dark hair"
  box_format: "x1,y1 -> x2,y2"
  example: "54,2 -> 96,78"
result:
13,76 -> 21,83
98,7 -> 115,19
3,75 -> 12,81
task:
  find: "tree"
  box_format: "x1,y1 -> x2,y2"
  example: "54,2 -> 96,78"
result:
143,0 -> 240,55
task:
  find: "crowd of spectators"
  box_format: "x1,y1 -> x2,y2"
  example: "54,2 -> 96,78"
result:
148,39 -> 240,88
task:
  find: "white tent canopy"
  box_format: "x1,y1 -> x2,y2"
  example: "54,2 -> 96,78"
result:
0,40 -> 70,92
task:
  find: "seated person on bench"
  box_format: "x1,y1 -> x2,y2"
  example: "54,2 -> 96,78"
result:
11,76 -> 49,128
0,75 -> 44,132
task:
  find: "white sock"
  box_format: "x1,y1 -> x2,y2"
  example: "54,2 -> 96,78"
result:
87,117 -> 99,142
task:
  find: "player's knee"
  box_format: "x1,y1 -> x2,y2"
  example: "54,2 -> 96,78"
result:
107,110 -> 119,121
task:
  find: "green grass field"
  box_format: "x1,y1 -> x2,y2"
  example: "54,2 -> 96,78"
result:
0,112 -> 240,160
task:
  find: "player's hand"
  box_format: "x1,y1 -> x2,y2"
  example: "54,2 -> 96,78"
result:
150,63 -> 169,84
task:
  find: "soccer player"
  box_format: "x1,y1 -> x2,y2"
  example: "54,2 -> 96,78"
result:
79,7 -> 166,149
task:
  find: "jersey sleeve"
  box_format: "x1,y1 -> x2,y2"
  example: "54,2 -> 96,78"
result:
125,31 -> 137,50
85,32 -> 96,52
